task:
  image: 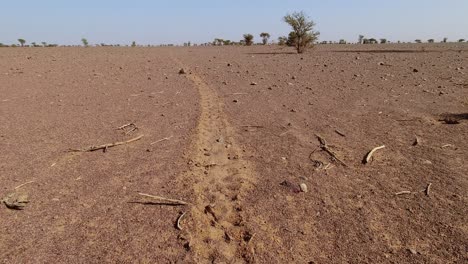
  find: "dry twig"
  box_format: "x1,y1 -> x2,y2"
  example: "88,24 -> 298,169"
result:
315,134 -> 347,167
363,145 -> 386,164
14,181 -> 35,190
335,130 -> 346,137
69,135 -> 144,152
117,123 -> 134,130
138,193 -> 188,206
150,136 -> 173,145
395,191 -> 411,195
176,212 -> 187,230
425,183 -> 432,196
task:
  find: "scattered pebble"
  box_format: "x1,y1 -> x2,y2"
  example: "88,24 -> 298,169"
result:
179,68 -> 186,74
250,82 -> 257,86
300,183 -> 308,193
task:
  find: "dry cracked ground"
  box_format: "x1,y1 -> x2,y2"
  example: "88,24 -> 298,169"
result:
0,44 -> 467,263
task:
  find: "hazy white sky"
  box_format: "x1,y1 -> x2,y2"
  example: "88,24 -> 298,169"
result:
1,0 -> 467,45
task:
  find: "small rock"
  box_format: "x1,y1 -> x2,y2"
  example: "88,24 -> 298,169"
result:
179,68 -> 186,74
2,193 -> 29,210
413,68 -> 419,73
422,160 -> 433,165
378,62 -> 385,66
300,183 -> 308,193
408,248 -> 418,255
250,82 -> 257,86
227,63 -> 232,67
233,99 -> 238,103
292,76 -> 297,80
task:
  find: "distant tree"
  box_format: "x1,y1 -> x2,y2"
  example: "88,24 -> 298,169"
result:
18,39 -> 26,47
442,37 -> 448,43
339,39 -> 347,44
428,39 -> 435,43
278,36 -> 287,46
458,39 -> 465,42
131,41 -> 136,47
283,11 -> 320,53
81,38 -> 89,47
223,40 -> 232,46
0,43 -> 4,47
260,32 -> 271,45
380,38 -> 388,44
368,38 -> 377,44
358,35 -> 365,44
243,34 -> 254,46
415,39 -> 422,43
214,38 -> 225,46
41,42 -> 47,47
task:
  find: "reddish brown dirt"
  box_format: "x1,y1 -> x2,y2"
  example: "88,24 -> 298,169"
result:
0,44 -> 467,263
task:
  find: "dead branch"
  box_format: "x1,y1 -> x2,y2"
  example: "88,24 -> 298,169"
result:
150,136 -> 173,145
229,93 -> 249,95
315,134 -> 348,167
69,135 -> 144,152
176,212 -> 187,230
125,126 -> 138,135
14,181 -> 35,190
138,193 -> 188,206
117,123 -> 134,130
395,191 -> 411,195
363,145 -> 386,164
425,183 -> 432,196
335,130 -> 346,137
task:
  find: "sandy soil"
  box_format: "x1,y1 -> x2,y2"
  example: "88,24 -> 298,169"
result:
0,44 -> 467,263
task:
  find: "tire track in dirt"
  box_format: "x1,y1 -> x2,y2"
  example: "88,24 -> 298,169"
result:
173,59 -> 258,263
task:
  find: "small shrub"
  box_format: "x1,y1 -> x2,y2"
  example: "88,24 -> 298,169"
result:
278,36 -> 287,46
81,38 -> 89,47
428,39 -> 434,43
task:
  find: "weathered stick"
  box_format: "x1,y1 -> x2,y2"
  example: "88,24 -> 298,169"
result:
14,181 -> 35,190
425,183 -> 432,196
316,134 -> 347,167
176,212 -> 187,230
138,193 -> 188,205
117,123 -> 134,130
395,191 -> 411,195
150,136 -> 173,145
363,145 -> 386,164
69,135 -> 144,152
335,130 -> 346,137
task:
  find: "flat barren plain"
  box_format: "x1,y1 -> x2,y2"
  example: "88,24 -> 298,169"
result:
0,44 -> 467,263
